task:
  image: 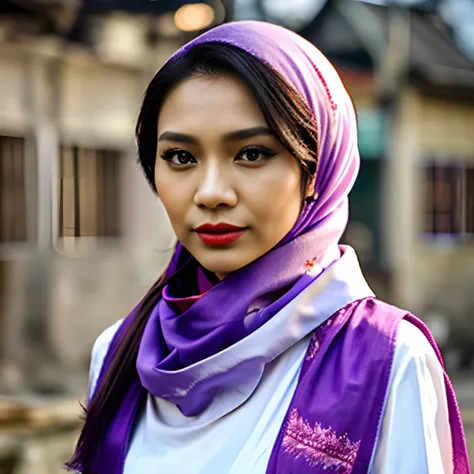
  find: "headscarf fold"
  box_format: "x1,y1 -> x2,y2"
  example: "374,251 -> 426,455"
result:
135,20 -> 361,415
87,20 -> 365,474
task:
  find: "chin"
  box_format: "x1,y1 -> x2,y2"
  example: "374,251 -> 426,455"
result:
195,251 -> 255,277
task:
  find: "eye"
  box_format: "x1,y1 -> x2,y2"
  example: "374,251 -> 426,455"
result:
160,148 -> 197,166
236,146 -> 277,163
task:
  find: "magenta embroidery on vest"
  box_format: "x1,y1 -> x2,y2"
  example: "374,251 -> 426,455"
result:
282,408 -> 360,473
306,317 -> 333,361
305,336 -> 320,361
305,331 -> 320,361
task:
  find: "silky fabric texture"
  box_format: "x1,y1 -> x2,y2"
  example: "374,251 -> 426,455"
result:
136,20 -> 361,416
86,21 -> 384,474
265,299 -> 470,474
91,295 -> 470,474
89,320 -> 452,473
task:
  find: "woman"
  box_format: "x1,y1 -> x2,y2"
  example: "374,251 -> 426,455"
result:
67,21 -> 470,474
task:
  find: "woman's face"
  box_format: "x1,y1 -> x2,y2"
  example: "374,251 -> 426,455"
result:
155,74 -> 302,279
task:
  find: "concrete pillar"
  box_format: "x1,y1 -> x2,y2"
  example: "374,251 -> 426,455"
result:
22,51 -> 61,391
382,89 -> 420,312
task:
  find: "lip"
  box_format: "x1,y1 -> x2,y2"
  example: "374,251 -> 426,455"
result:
194,222 -> 247,246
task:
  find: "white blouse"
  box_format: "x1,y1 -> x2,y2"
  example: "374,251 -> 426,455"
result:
90,317 -> 452,474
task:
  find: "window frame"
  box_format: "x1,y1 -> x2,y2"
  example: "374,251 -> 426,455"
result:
0,134 -> 36,255
422,160 -> 474,243
56,144 -> 123,255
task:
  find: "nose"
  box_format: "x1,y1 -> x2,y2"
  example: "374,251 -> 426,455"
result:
193,161 -> 238,209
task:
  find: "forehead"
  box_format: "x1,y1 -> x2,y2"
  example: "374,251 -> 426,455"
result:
157,75 -> 267,134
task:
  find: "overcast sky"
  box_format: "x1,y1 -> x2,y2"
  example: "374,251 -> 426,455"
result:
440,0 -> 474,57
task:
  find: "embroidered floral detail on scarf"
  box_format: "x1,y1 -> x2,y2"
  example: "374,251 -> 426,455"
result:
304,257 -> 318,275
282,409 -> 360,473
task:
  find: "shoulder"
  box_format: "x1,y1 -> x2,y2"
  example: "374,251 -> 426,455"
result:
89,319 -> 124,398
91,319 -> 124,365
353,298 -> 444,379
369,298 -> 445,376
395,319 -> 439,363
371,319 -> 452,472
391,318 -> 445,395
359,298 -> 440,362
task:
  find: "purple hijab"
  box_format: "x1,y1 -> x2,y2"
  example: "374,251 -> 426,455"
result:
72,21 -> 468,474
138,22 -> 361,407
135,20 -> 361,404
131,21 -> 361,417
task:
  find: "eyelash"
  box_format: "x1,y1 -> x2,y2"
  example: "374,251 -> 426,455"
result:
159,145 -> 277,167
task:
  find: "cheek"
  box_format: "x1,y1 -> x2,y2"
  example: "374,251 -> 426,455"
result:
251,165 -> 301,220
154,169 -> 188,232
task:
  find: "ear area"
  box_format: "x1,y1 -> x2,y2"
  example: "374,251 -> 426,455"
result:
304,174 -> 317,203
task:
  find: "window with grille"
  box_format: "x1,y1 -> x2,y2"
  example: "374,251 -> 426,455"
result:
423,162 -> 474,237
0,136 -> 26,243
58,146 -> 121,240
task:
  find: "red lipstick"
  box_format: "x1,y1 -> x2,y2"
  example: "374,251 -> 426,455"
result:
194,223 -> 246,245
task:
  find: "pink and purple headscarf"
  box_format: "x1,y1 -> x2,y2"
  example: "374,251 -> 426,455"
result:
136,20 -> 362,414
75,21 -> 375,474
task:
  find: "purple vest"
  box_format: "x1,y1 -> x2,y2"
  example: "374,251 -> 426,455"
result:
93,297 -> 470,474
266,297 -> 470,473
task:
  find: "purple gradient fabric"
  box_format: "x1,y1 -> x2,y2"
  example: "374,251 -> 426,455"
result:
89,20 -> 361,473
136,19 -> 360,415
266,299 -> 470,474
81,21 -> 469,474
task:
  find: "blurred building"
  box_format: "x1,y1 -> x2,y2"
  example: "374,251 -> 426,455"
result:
0,0 -> 226,394
1,0 -> 474,399
1,0 -> 473,471
301,0 -> 474,367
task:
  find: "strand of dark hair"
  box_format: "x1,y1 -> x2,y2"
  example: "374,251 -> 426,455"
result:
136,43 -> 319,196
66,247 -> 192,473
67,42 -> 319,473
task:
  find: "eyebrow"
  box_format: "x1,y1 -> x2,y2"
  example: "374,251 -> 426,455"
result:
224,126 -> 275,141
157,126 -> 275,144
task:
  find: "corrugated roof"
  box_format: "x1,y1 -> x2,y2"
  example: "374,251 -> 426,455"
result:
408,9 -> 474,86
300,0 -> 474,87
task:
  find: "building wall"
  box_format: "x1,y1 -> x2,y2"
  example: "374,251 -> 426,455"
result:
0,46 -> 30,135
0,40 -> 177,393
386,88 -> 474,330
